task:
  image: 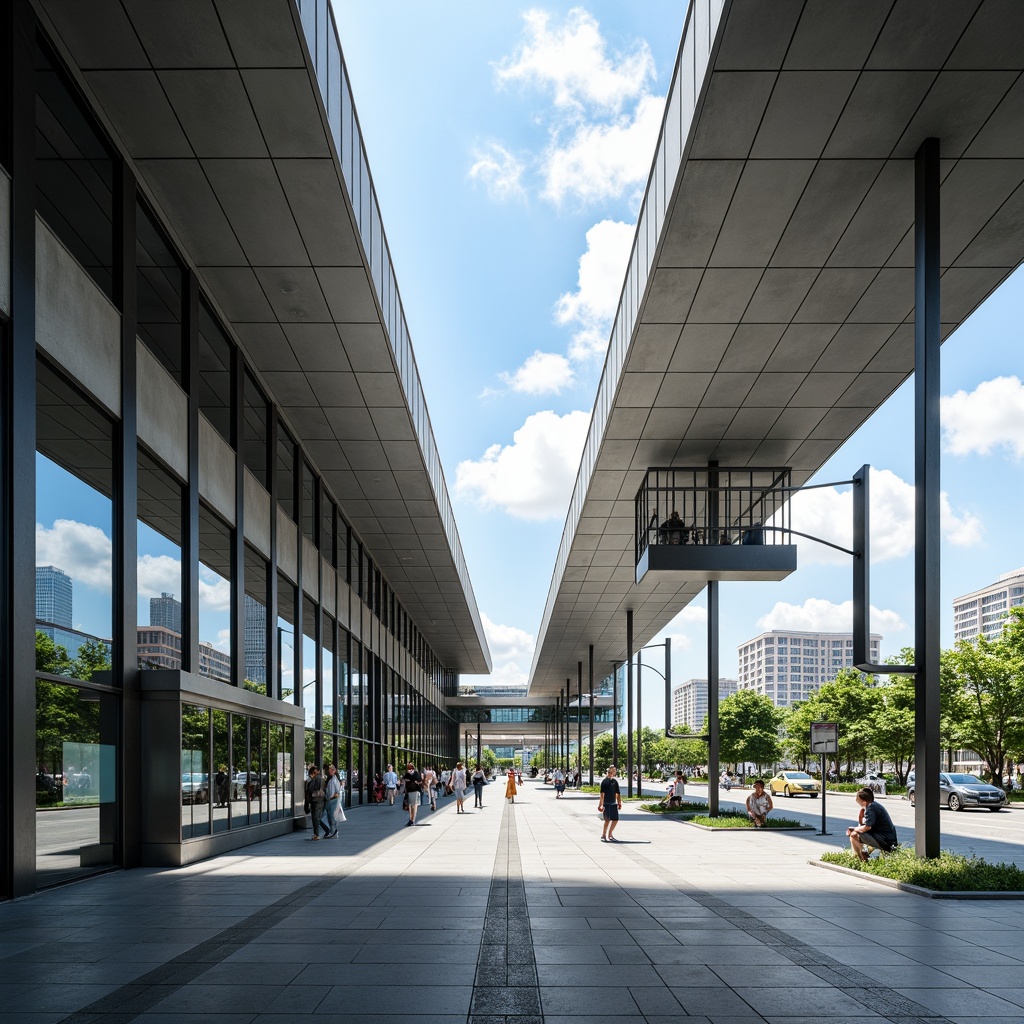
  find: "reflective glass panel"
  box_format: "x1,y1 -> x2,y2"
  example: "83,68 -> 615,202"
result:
212,710 -> 230,832
197,302 -> 233,446
277,427 -> 295,520
243,371 -> 269,488
181,704 -> 211,839
198,504 -> 232,683
243,545 -> 268,694
231,713 -> 249,827
136,201 -> 183,383
277,573 -> 296,701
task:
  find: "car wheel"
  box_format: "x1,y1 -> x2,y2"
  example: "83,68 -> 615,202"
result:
990,807 -> 1003,812
784,786 -> 791,797
948,793 -> 962,811
909,790 -> 915,807
810,792 -> 819,799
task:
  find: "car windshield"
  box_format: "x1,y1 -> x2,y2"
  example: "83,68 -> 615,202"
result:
947,774 -> 986,785
786,772 -> 812,780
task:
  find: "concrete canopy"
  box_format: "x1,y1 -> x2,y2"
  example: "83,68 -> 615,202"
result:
529,0 -> 1024,696
38,0 -> 490,673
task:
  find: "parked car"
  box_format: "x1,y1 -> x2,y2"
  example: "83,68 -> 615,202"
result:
181,772 -> 209,804
768,770 -> 821,798
908,772 -> 1007,811
855,772 -> 887,794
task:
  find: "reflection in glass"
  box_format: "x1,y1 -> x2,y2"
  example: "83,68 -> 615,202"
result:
277,573 -> 296,701
244,545 -> 268,695
250,718 -> 267,824
212,710 -> 230,833
136,201 -> 183,383
197,301 -> 233,446
322,616 -> 335,735
36,680 -> 116,885
302,595 -> 316,731
277,427 -> 295,521
138,449 -> 183,669
243,371 -> 269,488
301,459 -> 316,545
232,713 -> 248,828
198,504 -> 232,683
181,704 -> 210,839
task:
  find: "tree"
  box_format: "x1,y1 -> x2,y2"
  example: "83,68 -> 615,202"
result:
784,669 -> 875,774
74,639 -> 112,681
946,609 -> 1024,783
478,747 -> 497,772
713,689 -> 782,770
869,671 -> 916,785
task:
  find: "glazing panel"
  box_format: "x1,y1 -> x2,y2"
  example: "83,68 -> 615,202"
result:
136,200 -> 183,384
197,301 -> 233,447
243,545 -> 268,694
243,372 -> 269,488
322,615 -> 336,733
277,573 -> 296,701
181,704 -> 210,839
231,713 -> 249,827
277,426 -> 296,521
198,504 -> 232,683
212,710 -> 230,832
302,594 -> 317,730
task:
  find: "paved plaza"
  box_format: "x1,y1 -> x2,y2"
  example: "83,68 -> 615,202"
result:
3,780 -> 1024,1024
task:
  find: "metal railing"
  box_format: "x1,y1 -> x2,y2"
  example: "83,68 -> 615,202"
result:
635,467 -> 793,565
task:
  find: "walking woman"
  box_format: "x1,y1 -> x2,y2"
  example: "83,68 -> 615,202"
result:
324,763 -> 345,838
472,763 -> 486,808
451,761 -> 468,813
505,769 -> 517,804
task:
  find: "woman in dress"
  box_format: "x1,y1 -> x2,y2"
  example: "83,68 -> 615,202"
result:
505,769 -> 517,804
451,761 -> 468,813
324,763 -> 345,838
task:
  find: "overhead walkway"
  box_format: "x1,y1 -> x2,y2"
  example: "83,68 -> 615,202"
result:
3,782 -> 1023,1022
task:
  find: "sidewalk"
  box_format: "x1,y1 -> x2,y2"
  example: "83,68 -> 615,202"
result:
1,781 -> 1023,1023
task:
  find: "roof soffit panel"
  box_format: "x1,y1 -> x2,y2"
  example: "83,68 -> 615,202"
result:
369,407 -> 416,441
716,324 -> 786,372
124,0 -> 234,67
282,323 -> 351,372
241,69 -> 331,158
749,72 -> 858,159
39,0 -> 149,68
317,268 -> 380,323
253,266 -> 331,323
83,71 -> 192,157
214,0 -> 307,68
159,70 -> 267,158
274,159 -> 363,265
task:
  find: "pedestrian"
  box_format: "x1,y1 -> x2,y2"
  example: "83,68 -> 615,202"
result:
452,761 -> 467,812
668,770 -> 687,808
847,786 -> 898,860
304,765 -> 328,840
552,766 -> 565,798
505,769 -> 517,803
214,764 -> 229,807
599,765 -> 622,842
402,762 -> 423,826
324,763 -> 345,837
745,779 -> 773,827
471,763 -> 486,808
440,766 -> 452,796
423,764 -> 438,811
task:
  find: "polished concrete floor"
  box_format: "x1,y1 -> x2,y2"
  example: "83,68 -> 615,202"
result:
3,780 -> 1024,1023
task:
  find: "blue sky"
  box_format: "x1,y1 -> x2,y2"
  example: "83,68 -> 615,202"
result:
36,4 -> 1024,729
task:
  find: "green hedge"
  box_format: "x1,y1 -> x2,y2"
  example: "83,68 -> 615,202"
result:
690,813 -> 806,829
821,847 -> 1024,891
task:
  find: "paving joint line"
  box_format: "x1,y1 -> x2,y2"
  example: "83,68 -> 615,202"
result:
467,801 -> 542,1024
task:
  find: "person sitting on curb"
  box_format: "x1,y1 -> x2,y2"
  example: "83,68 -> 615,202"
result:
847,786 -> 898,860
667,770 -> 687,808
745,778 -> 773,827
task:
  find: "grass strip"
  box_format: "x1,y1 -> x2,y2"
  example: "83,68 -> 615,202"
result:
821,847 -> 1024,891
689,813 -> 806,829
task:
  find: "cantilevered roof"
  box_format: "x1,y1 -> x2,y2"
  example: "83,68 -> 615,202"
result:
38,0 -> 490,673
529,0 -> 1024,695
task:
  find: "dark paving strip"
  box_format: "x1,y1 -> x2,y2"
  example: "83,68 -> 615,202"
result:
621,846 -> 957,1024
467,803 -> 542,1024
53,827 -> 413,1024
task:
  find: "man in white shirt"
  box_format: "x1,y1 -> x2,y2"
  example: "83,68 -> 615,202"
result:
745,779 -> 773,828
382,764 -> 399,805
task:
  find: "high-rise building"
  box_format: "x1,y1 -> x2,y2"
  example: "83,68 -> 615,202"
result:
953,568 -> 1024,643
671,678 -> 738,731
36,566 -> 72,628
244,596 -> 267,685
149,593 -> 182,635
137,627 -> 182,670
737,630 -> 882,707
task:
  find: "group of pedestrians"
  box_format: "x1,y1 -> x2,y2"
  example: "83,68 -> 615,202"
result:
303,763 -> 346,840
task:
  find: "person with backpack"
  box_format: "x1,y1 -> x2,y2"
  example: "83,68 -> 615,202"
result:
304,765 -> 328,840
402,762 -> 423,826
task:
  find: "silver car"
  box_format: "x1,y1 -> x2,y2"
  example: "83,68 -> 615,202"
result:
908,772 -> 1007,812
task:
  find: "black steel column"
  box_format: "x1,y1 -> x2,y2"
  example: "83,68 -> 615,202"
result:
184,273 -> 200,674
612,662 -> 619,767
626,609 -> 633,798
576,661 -> 582,783
636,653 -> 642,798
7,0 -> 37,897
915,137 -> 942,859
588,644 -> 594,785
708,461 -> 720,816
115,164 -> 140,868
266,407 -> 279,701
476,718 -> 481,767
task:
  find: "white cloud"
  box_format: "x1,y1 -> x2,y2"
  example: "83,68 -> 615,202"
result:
214,628 -> 232,654
455,409 -> 590,520
463,613 -> 537,690
758,598 -> 906,636
495,7 -> 654,113
664,631 -> 693,652
36,519 -> 112,591
499,350 -> 575,395
942,375 -> 1024,459
198,567 -> 232,612
554,219 -> 634,360
137,554 -> 182,599
774,467 -> 982,566
467,142 -> 526,201
541,93 -> 664,204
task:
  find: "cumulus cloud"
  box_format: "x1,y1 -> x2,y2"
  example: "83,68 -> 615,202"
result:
758,598 -> 906,636
462,613 -> 537,690
36,519 -> 112,591
455,409 -> 590,520
554,219 -> 634,360
942,375 -> 1024,459
499,351 -> 575,395
773,467 -> 982,566
494,7 -> 654,113
137,554 -> 182,599
467,141 -> 526,201
542,93 -> 664,204
198,567 -> 232,612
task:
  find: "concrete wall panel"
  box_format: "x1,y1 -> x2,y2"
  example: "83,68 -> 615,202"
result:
137,339 -> 188,480
243,468 -> 271,557
198,416 -> 236,524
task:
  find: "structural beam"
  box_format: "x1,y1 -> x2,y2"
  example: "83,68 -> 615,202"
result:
626,611 -> 634,798
588,645 -> 595,785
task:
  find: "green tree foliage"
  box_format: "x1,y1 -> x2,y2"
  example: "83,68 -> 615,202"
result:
869,670 -> 916,785
478,747 -> 497,771
713,689 -> 783,769
945,608 -> 1024,783
783,669 -> 875,772
74,639 -> 112,681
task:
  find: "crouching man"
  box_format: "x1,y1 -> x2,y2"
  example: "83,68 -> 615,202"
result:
847,786 -> 898,860
745,779 -> 773,827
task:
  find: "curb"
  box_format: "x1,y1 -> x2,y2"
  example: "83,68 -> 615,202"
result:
810,859 -> 1024,899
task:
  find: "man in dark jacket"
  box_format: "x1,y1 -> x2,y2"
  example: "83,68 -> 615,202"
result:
305,765 -> 328,840
402,762 -> 422,827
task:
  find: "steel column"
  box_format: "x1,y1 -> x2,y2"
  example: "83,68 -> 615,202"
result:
612,662 -> 619,767
707,461 -> 720,816
915,137 -> 942,859
636,654 -> 642,798
588,644 -> 595,785
576,661 -> 582,782
626,609 -> 633,798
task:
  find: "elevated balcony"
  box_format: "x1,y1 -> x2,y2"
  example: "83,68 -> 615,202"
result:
635,467 -> 797,584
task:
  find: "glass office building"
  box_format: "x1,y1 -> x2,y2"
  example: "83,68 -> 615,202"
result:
0,0 -> 489,898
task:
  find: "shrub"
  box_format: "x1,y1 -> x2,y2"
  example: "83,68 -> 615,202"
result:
821,847 -> 1024,891
690,813 -> 805,829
